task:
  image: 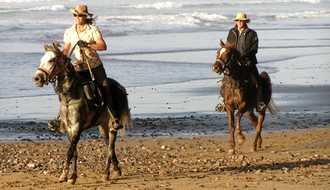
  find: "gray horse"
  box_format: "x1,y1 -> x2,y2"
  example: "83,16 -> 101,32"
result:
33,43 -> 131,184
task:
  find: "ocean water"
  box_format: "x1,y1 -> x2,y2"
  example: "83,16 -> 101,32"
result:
0,0 -> 330,141
0,0 -> 330,120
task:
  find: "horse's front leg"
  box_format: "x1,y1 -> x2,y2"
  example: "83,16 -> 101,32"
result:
60,132 -> 80,185
103,130 -> 121,181
68,144 -> 78,185
235,111 -> 245,146
227,110 -> 235,154
253,111 -> 265,152
59,154 -> 69,183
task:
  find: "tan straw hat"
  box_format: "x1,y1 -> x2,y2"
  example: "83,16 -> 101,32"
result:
234,12 -> 250,22
70,4 -> 93,16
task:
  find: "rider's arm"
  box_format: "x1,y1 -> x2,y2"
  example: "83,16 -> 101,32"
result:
243,30 -> 258,57
226,28 -> 236,45
87,27 -> 107,51
62,42 -> 71,57
87,36 -> 107,51
241,31 -> 258,66
247,31 -> 258,55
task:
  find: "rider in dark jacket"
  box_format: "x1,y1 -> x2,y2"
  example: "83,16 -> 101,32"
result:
216,12 -> 265,112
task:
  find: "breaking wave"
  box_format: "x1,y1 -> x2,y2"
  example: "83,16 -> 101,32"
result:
23,4 -> 66,11
102,12 -> 228,27
0,0 -> 53,3
127,0 -> 321,10
130,1 -> 182,9
258,10 -> 330,20
0,4 -> 66,13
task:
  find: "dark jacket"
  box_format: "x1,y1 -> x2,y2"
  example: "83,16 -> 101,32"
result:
227,27 -> 258,65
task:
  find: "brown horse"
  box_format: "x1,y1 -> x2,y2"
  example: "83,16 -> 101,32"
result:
33,43 -> 131,184
213,40 -> 275,154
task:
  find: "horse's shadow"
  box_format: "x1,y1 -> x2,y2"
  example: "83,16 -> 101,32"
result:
215,158 -> 330,174
78,158 -> 330,186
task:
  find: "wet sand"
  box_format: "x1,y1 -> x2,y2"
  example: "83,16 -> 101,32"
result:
1,126 -> 330,190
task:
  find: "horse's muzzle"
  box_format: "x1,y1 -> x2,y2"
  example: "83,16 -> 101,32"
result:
212,62 -> 222,74
33,72 -> 46,87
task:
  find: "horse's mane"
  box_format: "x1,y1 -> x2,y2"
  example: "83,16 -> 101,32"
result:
224,42 -> 235,50
45,42 -> 77,76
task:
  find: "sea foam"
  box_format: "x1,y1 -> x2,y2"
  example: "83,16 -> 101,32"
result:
275,10 -> 330,19
0,0 -> 53,3
23,4 -> 66,12
131,1 -> 182,9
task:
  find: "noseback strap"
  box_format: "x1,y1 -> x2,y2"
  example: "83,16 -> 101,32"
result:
37,67 -> 50,75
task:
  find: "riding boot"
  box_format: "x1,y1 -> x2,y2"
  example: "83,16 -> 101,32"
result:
101,80 -> 122,130
82,82 -> 103,107
256,81 -> 266,112
48,114 -> 65,134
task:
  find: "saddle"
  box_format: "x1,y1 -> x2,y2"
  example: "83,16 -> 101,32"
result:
82,81 -> 103,107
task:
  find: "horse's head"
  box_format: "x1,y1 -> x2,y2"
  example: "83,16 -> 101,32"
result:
212,40 -> 240,76
33,42 -> 67,87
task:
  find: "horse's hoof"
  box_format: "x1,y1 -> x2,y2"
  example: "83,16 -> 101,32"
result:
237,135 -> 246,145
67,178 -> 77,185
228,149 -> 235,155
257,142 -> 262,149
251,147 -> 257,152
59,174 -> 68,183
112,168 -> 122,178
102,174 -> 110,182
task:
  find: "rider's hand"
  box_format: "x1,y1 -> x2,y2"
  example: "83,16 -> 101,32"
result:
245,60 -> 252,67
77,40 -> 88,48
240,55 -> 251,67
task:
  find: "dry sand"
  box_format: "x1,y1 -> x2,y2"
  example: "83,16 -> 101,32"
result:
0,126 -> 330,190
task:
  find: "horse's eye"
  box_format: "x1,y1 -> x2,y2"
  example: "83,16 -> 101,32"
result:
49,58 -> 56,63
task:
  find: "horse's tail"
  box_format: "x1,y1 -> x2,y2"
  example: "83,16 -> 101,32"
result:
260,71 -> 278,115
108,78 -> 133,131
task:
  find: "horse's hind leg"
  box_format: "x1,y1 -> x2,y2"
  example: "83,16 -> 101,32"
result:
244,111 -> 258,128
103,130 -> 121,181
110,131 -> 121,177
102,130 -> 111,181
235,111 -> 245,146
253,111 -> 265,152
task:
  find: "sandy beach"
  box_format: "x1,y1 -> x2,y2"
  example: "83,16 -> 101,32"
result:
1,126 -> 330,190
1,1 -> 330,189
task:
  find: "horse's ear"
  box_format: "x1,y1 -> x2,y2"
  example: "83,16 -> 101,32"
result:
44,44 -> 52,51
52,41 -> 62,53
227,42 -> 235,49
220,40 -> 225,48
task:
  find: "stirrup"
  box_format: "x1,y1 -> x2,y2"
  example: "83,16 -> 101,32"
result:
48,118 -> 61,133
257,101 -> 266,112
112,119 -> 123,130
215,103 -> 226,112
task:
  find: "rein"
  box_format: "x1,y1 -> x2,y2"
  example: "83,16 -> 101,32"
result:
68,42 -> 79,58
68,38 -> 95,81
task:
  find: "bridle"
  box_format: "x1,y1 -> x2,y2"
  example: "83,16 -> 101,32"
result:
215,47 -> 238,76
37,51 -> 72,87
37,57 -> 58,85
